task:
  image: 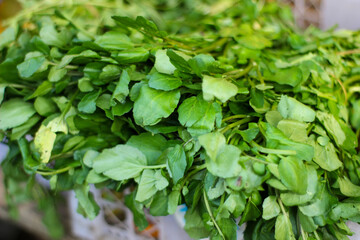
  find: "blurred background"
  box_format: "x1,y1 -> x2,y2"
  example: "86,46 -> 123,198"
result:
0,0 -> 360,239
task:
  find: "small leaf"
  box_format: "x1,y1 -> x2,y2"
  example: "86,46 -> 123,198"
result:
74,184 -> 100,220
78,89 -> 101,114
34,125 -> 57,163
262,196 -> 280,220
338,177 -> 360,197
278,95 -> 315,122
166,144 -> 187,184
278,156 -> 308,194
202,75 -> 238,103
275,214 -> 296,240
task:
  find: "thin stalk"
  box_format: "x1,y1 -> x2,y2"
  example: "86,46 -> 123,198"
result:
180,164 -> 207,188
224,60 -> 254,79
314,231 -> 321,240
203,190 -> 225,240
50,151 -> 74,160
220,117 -> 253,134
222,114 -> 249,122
300,226 -> 307,240
5,84 -> 33,89
36,164 -> 80,176
143,164 -> 167,169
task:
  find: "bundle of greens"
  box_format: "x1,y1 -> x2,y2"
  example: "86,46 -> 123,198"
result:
1,0 -> 360,239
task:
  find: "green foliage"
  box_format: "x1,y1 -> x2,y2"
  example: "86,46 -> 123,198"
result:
1,0 -> 360,239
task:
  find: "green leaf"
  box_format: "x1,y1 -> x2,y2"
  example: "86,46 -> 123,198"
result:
280,165 -> 318,206
135,169 -> 169,202
178,95 -> 216,135
154,49 -> 176,74
48,67 -> 67,82
78,89 -> 101,114
240,123 -> 259,143
202,75 -> 238,103
125,192 -> 148,231
262,196 -> 280,220
0,85 -> 5,104
299,183 -> 337,217
150,191 -> 169,216
168,190 -> 180,214
94,31 -> 133,50
274,214 -> 296,240
313,139 -> 342,171
74,184 -> 100,220
40,18 -> 71,48
166,144 -> 187,184
113,48 -> 149,64
127,132 -> 168,165
277,119 -> 308,143
34,125 -> 57,163
298,210 -> 318,233
184,209 -> 211,239
316,111 -> 346,148
0,27 -> 16,50
34,97 -> 57,116
11,115 -> 41,141
0,99 -> 36,130
148,72 -> 182,91
338,177 -> 360,197
236,35 -> 272,50
133,84 -> 180,126
188,54 -> 215,76
278,95 -> 315,122
199,132 -> 242,178
278,156 -> 308,194
27,81 -> 53,99
92,144 -> 147,181
166,49 -> 192,73
17,52 -> 46,78
111,69 -> 130,105
239,200 -> 262,225
223,192 -> 246,218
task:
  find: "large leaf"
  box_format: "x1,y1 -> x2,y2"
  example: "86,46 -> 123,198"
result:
133,84 -> 180,126
278,156 -> 308,194
0,99 -> 36,130
92,145 -> 147,181
278,95 -> 315,122
275,214 -> 296,240
199,132 -> 242,178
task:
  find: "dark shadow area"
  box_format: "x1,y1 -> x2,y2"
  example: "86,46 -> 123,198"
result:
0,218 -> 40,240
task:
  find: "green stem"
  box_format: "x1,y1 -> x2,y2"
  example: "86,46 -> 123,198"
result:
203,190 -> 225,240
36,164 -> 80,176
257,64 -> 265,85
50,152 -> 74,160
222,114 -> 249,122
5,83 -> 33,89
300,226 -> 307,240
223,60 -> 254,79
251,142 -> 297,155
220,117 -> 253,134
180,164 -> 207,188
143,164 -> 167,169
314,231 -> 321,240
195,37 -> 228,54
278,198 -> 288,218
183,138 -> 194,147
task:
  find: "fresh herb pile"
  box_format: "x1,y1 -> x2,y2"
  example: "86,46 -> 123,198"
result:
1,0 -> 360,239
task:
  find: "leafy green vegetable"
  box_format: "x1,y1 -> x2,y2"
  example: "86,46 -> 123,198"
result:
1,0 -> 360,239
